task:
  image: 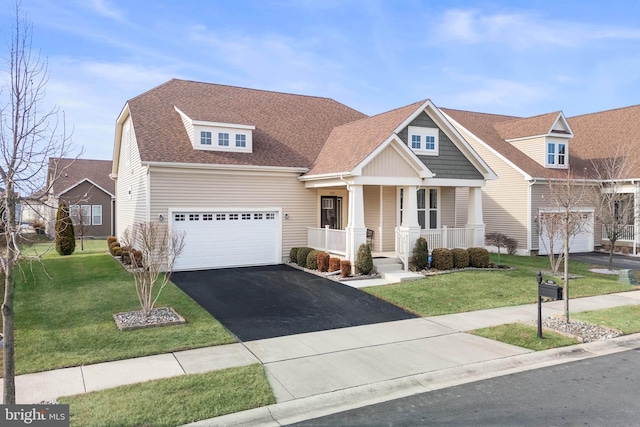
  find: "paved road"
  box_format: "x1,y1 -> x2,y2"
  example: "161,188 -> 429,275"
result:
567,251 -> 640,271
291,348 -> 640,426
171,264 -> 416,341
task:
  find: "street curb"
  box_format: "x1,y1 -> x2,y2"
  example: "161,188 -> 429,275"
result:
182,333 -> 640,427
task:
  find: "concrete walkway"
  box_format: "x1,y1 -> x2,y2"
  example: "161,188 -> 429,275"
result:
5,290 -> 640,426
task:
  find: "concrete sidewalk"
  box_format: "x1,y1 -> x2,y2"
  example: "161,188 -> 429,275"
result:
6,290 -> 640,425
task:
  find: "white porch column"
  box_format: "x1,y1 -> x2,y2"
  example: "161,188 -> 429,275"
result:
399,186 -> 421,267
346,184 -> 367,262
467,187 -> 485,247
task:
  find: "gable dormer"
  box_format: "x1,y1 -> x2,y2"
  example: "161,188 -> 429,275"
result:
175,106 -> 255,153
494,112 -> 573,170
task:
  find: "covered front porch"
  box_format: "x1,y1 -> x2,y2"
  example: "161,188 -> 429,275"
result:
306,183 -> 486,270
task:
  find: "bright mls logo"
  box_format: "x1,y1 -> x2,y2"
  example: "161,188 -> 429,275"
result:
1,405 -> 69,426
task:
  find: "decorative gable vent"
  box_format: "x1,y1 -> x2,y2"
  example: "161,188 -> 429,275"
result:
174,106 -> 255,153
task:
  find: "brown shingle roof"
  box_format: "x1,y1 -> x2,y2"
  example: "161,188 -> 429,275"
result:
494,112 -> 561,140
49,158 -> 115,196
441,108 -> 576,179
127,79 -> 366,168
568,104 -> 640,179
307,101 -> 425,175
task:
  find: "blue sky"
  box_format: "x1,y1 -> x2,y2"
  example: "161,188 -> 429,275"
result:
2,0 -> 640,160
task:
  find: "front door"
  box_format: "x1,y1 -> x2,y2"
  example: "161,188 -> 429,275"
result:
321,196 -> 341,229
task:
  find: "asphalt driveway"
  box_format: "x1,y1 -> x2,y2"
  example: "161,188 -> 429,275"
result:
568,251 -> 640,271
171,264 -> 417,341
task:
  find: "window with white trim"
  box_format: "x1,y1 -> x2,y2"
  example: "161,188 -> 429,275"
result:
200,131 -> 212,145
92,205 -> 102,226
546,141 -> 568,168
408,126 -> 438,155
218,132 -> 230,146
399,188 -> 439,229
236,134 -> 246,147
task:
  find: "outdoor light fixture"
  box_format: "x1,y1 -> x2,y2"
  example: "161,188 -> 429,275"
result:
158,214 -> 164,221
284,213 -> 289,219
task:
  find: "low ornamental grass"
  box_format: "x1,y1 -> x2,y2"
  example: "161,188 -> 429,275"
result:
364,253 -> 636,317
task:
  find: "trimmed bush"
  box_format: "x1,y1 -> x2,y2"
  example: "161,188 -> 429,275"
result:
505,238 -> 518,255
131,250 -> 143,267
120,246 -> 132,265
112,246 -> 122,257
306,250 -> 319,270
468,247 -> 490,268
109,240 -> 121,255
289,247 -> 299,264
55,201 -> 75,256
451,248 -> 470,269
355,243 -> 373,275
340,260 -> 351,278
107,236 -> 117,247
329,257 -> 341,272
318,252 -> 330,272
431,248 -> 453,271
413,237 -> 429,270
296,247 -> 313,268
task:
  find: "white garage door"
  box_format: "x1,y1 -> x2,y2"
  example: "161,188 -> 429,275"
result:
172,210 -> 280,271
538,211 -> 594,255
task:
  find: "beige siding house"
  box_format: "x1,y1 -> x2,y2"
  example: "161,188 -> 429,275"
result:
111,79 -> 496,271
442,105 -> 640,255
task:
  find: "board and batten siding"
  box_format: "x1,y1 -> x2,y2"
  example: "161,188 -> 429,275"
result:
115,117 -> 149,237
362,145 -> 418,177
149,168 -> 315,262
449,121 -> 530,250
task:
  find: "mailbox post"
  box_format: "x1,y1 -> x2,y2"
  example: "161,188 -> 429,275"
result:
537,271 -> 563,338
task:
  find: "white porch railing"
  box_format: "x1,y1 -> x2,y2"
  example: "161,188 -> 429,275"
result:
395,227 -> 410,271
307,227 -> 347,255
420,226 -> 475,250
602,224 -> 635,242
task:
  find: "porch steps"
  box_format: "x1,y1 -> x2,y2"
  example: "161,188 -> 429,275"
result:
373,258 -> 424,283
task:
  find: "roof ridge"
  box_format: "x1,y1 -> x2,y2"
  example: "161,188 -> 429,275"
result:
441,107 -> 521,121
568,103 -> 640,119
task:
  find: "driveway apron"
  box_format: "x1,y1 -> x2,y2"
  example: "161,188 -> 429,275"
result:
171,264 -> 417,341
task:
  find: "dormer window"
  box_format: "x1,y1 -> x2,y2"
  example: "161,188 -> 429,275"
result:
546,141 -> 567,168
200,131 -> 212,145
408,126 -> 438,156
175,106 -> 255,154
218,132 -> 230,147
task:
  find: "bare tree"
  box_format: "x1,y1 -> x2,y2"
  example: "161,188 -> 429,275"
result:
591,144 -> 637,270
538,210 -> 567,274
541,168 -> 590,323
120,222 -> 185,316
0,3 -> 74,403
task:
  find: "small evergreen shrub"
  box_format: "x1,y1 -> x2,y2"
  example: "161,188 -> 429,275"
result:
468,247 -> 490,268
112,246 -> 122,257
306,250 -> 319,270
451,248 -> 470,269
55,201 -> 75,256
109,241 -> 121,255
355,243 -> 373,275
329,257 -> 341,272
107,236 -> 117,247
289,247 -> 299,264
340,260 -> 351,278
413,237 -> 429,270
431,248 -> 453,270
121,247 -> 132,265
317,252 -> 330,272
296,247 -> 313,268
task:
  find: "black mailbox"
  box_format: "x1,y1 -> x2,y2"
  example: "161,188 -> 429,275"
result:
539,283 -> 563,300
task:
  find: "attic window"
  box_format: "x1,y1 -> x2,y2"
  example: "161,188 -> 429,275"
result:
546,142 -> 567,168
200,131 -> 212,145
408,126 -> 438,156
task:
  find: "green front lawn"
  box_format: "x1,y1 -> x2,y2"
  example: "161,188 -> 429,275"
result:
573,305 -> 640,334
364,254 -> 636,317
59,364 -> 275,427
4,239 -> 234,375
471,323 -> 579,351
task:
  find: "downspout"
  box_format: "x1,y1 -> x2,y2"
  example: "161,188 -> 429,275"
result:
528,179 -> 537,255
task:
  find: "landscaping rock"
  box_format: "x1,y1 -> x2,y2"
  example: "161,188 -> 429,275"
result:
113,307 -> 186,331
534,316 -> 622,343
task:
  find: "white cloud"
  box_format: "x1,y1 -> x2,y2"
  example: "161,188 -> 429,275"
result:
435,8 -> 640,49
448,78 -> 549,113
88,0 -> 126,22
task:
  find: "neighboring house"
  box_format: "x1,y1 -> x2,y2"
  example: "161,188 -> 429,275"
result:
442,105 -> 640,255
111,79 -> 496,271
20,188 -> 47,226
44,158 -> 115,238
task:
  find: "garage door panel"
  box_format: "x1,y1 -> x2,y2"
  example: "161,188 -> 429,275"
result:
538,212 -> 593,255
173,210 -> 280,270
